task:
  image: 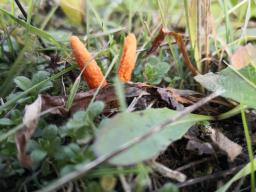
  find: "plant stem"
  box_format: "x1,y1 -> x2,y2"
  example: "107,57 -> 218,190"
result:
241,106 -> 255,192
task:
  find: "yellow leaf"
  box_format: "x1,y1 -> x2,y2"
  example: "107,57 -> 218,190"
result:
60,0 -> 84,25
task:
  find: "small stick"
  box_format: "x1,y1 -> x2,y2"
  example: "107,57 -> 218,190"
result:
150,161 -> 186,182
177,165 -> 243,188
15,0 -> 27,19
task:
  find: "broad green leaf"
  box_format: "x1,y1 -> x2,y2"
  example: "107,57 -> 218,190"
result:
93,108 -> 210,165
0,118 -> 14,126
62,101 -> 104,139
0,8 -> 60,48
195,65 -> 256,109
32,71 -> 53,93
14,76 -> 32,91
216,159 -> 256,192
60,0 -> 84,25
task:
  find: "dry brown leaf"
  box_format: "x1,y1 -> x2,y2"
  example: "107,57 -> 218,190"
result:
16,96 -> 42,168
157,88 -> 196,110
231,44 -> 256,69
40,84 -> 149,115
146,27 -> 167,56
186,140 -> 215,155
208,127 -> 242,161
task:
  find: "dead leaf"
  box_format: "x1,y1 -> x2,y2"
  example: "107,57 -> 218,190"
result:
186,140 -> 215,155
208,127 -> 242,161
231,44 -> 256,69
16,96 -> 42,168
40,84 -> 149,115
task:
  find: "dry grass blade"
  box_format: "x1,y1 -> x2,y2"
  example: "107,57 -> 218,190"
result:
168,32 -> 199,75
146,27 -> 199,75
146,27 -> 166,56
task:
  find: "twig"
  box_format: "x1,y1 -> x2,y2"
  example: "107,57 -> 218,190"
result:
118,167 -> 132,192
177,165 -> 243,188
37,91 -> 221,192
150,161 -> 186,182
15,0 -> 27,19
176,157 -> 213,172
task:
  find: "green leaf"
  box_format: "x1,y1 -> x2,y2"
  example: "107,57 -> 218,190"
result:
60,0 -> 84,25
63,101 -> 104,139
195,65 -> 256,109
32,71 -> 53,93
14,76 -> 32,91
93,108 -> 210,165
160,183 -> 179,192
0,118 -> 14,126
143,56 -> 170,85
31,149 -> 47,164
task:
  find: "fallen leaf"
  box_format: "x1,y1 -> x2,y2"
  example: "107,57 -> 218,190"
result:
40,84 -> 149,115
157,87 -> 197,110
231,44 -> 256,69
16,96 -> 42,168
186,140 -> 215,155
208,127 -> 242,161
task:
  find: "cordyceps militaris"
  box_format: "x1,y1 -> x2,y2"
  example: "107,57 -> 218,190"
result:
70,33 -> 137,89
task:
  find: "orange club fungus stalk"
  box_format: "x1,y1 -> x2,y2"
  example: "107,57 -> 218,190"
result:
70,36 -> 107,89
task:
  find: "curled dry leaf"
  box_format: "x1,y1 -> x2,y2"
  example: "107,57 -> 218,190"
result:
231,44 -> 256,69
16,96 -> 42,168
40,84 -> 148,115
186,140 -> 215,155
207,127 -> 242,161
157,87 -> 198,110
